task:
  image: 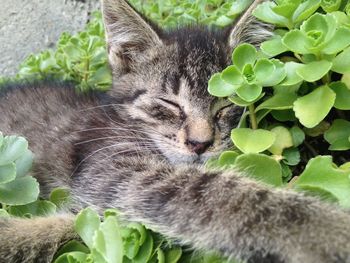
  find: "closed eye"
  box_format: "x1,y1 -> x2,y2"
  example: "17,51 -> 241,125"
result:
215,104 -> 233,120
157,98 -> 186,120
158,98 -> 181,109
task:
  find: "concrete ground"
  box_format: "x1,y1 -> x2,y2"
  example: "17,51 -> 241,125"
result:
0,0 -> 99,77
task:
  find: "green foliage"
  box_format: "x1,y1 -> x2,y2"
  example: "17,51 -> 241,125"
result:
208,0 -> 350,205
54,208 -> 232,263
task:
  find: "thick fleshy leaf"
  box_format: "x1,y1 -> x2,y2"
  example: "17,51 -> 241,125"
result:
133,232 -> 154,263
14,150 -> 33,177
253,2 -> 289,27
293,0 -> 321,23
283,147 -> 301,166
256,85 -> 298,111
294,156 -> 350,207
296,60 -> 332,82
236,83 -> 262,102
323,27 -> 350,54
332,46 -> 350,74
165,247 -> 182,263
235,153 -> 282,186
232,44 -> 257,71
75,208 -> 101,249
321,0 -> 342,13
254,59 -> 275,85
208,73 -> 236,97
229,93 -> 265,107
260,59 -> 286,87
231,128 -> 276,154
93,216 -> 123,263
261,37 -> 288,57
290,126 -> 305,147
221,66 -> 243,85
218,151 -> 240,167
280,62 -> 304,86
282,30 -> 312,54
268,126 -> 293,155
0,176 -> 39,205
9,200 -> 56,217
324,119 -> 350,151
0,163 -> 16,184
330,81 -> 350,110
0,136 -> 28,165
293,85 -> 336,128
50,188 -> 71,208
54,252 -> 88,263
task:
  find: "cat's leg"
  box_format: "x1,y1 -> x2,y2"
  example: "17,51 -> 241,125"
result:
78,162 -> 350,263
0,215 -> 76,263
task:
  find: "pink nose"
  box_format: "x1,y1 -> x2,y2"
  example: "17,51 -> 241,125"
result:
186,140 -> 213,155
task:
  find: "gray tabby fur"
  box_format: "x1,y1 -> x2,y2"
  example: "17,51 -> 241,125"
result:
1,0 -> 350,262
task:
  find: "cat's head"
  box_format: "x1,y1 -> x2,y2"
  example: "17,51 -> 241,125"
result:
102,0 -> 272,164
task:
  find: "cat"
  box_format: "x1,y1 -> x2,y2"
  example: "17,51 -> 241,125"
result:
1,0 -> 350,262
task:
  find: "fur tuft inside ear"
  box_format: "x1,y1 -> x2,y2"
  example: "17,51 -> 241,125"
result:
101,0 -> 163,75
227,0 -> 274,49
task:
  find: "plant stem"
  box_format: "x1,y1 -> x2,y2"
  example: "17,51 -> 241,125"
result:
248,104 -> 258,130
83,55 -> 90,84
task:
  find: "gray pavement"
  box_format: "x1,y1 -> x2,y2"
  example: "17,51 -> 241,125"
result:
0,0 -> 99,76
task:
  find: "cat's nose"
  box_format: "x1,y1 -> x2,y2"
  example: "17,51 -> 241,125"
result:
186,139 -> 213,155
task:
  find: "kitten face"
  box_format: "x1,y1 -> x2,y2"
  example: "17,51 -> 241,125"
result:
111,30 -> 243,164
101,0 -> 270,164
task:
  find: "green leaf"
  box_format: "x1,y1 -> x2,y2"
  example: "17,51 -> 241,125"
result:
280,62 -> 304,86
54,240 -> 90,260
235,153 -> 282,186
294,156 -> 350,207
254,59 -> 275,85
231,128 -> 276,154
0,163 -> 16,184
290,126 -> 305,147
208,73 -> 236,97
296,60 -> 332,82
0,176 -> 39,205
165,247 -> 182,263
283,147 -> 301,166
54,252 -> 88,263
332,46 -> 350,73
9,200 -> 56,217
94,216 -> 124,263
330,81 -> 350,110
133,231 -> 154,263
235,83 -> 262,102
261,59 -> 286,87
14,149 -> 33,178
323,27 -> 350,54
221,66 -> 243,85
293,85 -> 336,128
253,2 -> 289,27
261,37 -> 288,57
0,136 -> 29,165
321,0 -> 342,12
282,30 -> 312,54
324,119 -> 350,151
232,44 -> 257,71
293,0 -> 321,23
268,126 -> 293,155
218,151 -> 240,167
256,88 -> 298,111
50,188 -> 71,208
75,208 -> 101,249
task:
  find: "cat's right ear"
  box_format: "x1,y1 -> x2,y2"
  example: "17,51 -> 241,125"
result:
101,0 -> 163,76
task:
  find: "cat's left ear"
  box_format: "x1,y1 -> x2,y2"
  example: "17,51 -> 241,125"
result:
227,0 -> 273,49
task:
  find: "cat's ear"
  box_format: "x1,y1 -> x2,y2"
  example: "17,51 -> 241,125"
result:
227,0 -> 273,49
101,0 -> 163,75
